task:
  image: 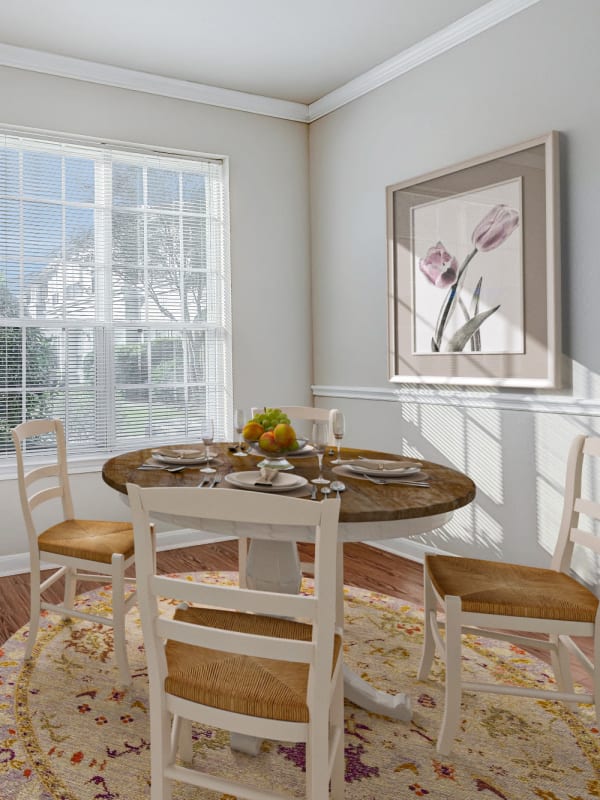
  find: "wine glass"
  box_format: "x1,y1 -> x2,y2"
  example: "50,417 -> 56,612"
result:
311,421 -> 330,485
233,408 -> 247,456
330,411 -> 345,464
200,419 -> 216,474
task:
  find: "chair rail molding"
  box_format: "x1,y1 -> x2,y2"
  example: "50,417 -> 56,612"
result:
312,385 -> 600,417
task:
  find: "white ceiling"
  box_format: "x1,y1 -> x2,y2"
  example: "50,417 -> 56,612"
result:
0,0 -> 494,105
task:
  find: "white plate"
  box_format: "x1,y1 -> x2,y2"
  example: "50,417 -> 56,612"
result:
224,471 -> 308,493
286,443 -> 315,458
348,460 -> 422,477
153,449 -> 217,465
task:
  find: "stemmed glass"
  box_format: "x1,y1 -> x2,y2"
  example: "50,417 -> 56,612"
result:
311,421 -> 330,486
330,411 -> 345,464
233,408 -> 247,456
200,419 -> 216,474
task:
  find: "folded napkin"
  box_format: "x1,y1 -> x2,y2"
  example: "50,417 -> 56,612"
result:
254,467 -> 279,487
153,447 -> 206,459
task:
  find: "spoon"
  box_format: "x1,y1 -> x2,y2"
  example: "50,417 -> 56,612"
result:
330,480 -> 346,498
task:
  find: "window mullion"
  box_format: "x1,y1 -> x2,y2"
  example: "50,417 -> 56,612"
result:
94,151 -> 114,450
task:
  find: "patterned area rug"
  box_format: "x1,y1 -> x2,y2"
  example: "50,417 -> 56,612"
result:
0,572 -> 598,800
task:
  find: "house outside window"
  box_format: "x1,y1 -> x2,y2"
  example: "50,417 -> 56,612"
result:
0,131 -> 231,457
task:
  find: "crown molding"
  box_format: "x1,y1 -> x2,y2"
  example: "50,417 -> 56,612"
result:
0,43 -> 310,123
312,384 -> 600,417
307,0 -> 542,121
0,0 -> 541,124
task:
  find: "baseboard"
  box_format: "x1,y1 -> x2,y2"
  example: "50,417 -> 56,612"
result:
368,538 -> 452,564
0,529 -> 234,577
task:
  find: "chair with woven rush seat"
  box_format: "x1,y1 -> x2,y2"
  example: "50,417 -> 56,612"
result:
12,418 -> 136,686
418,433 -> 600,755
127,483 -> 344,800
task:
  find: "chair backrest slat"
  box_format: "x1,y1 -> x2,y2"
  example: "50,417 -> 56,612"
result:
24,464 -> 61,487
574,497 -> 600,520
583,438 -> 600,457
130,485 -> 324,527
29,486 -> 64,511
156,617 -> 314,662
151,575 -> 317,620
570,528 -> 600,555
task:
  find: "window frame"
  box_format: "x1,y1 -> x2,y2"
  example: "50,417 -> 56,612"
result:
0,125 -> 233,468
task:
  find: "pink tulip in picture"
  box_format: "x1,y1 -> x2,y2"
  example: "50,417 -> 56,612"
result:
411,179 -> 524,355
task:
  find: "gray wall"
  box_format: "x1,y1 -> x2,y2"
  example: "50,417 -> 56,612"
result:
0,66 -> 312,561
310,0 -> 600,580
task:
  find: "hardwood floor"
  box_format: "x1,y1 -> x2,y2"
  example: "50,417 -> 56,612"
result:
0,541 -> 593,691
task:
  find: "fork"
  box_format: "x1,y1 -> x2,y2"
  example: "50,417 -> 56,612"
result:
365,476 -> 430,487
207,474 -> 222,489
138,464 -> 185,473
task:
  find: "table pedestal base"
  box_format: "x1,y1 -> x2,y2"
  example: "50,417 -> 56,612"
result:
343,664 -> 412,720
230,536 -> 413,754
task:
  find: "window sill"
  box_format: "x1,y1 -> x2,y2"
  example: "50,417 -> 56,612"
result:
0,451 -> 128,481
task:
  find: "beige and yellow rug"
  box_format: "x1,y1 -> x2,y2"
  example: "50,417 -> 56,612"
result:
0,573 -> 598,799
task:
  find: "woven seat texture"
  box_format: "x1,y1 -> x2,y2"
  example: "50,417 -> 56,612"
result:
165,606 -> 342,722
38,519 -> 134,564
427,555 -> 599,622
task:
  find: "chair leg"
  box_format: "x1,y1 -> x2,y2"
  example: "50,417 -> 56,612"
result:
329,669 -> 345,800
111,555 -> 131,687
593,630 -> 600,727
417,570 -> 436,681
25,563 -> 42,660
437,595 -> 462,756
63,567 -> 77,615
151,704 -> 173,800
550,634 -> 576,710
238,537 -> 248,589
175,717 -> 193,765
306,710 -> 330,800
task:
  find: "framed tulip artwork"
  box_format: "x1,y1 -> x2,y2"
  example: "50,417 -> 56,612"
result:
387,131 -> 561,388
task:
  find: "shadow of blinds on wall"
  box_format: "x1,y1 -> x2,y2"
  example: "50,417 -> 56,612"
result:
0,131 -> 231,458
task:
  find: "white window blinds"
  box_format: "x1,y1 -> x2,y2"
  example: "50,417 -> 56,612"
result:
0,132 -> 231,456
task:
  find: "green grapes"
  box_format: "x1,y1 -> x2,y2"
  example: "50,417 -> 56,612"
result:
250,407 -> 291,431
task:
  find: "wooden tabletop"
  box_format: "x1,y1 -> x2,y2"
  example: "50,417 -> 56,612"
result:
102,444 -> 476,526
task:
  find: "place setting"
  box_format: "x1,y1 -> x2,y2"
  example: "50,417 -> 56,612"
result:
137,420 -> 223,473
224,466 -> 309,495
333,458 -> 430,487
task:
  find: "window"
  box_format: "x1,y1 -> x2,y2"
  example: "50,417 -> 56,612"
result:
0,131 -> 231,457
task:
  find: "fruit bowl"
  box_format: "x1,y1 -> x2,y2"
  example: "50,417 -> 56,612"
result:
242,408 -> 306,470
246,438 -> 308,470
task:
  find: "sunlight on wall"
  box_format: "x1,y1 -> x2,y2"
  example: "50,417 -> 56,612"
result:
402,402 -> 503,551
465,407 -> 503,505
572,360 -> 600,399
419,405 -> 466,471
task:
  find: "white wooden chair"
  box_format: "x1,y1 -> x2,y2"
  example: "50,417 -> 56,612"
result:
127,484 -> 344,800
12,419 -> 136,686
418,433 -> 600,754
240,406 -> 341,586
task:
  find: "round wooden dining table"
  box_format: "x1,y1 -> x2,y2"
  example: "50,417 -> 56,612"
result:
102,442 -> 475,734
